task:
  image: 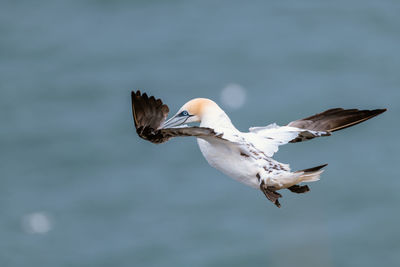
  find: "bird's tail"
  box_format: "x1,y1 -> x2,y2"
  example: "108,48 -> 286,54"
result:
295,164 -> 328,183
261,164 -> 328,207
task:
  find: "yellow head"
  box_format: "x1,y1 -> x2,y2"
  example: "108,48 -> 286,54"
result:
162,98 -> 220,128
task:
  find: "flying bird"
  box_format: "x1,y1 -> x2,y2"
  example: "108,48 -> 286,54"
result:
131,90 -> 386,207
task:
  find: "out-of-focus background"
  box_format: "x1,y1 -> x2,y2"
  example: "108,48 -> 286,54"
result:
1,0 -> 399,266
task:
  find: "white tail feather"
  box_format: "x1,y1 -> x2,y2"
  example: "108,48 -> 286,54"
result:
298,169 -> 324,183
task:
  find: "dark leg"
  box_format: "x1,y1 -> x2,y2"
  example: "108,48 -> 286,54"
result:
288,184 -> 310,193
260,182 -> 282,208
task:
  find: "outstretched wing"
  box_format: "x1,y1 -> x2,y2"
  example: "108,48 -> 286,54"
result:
131,90 -> 169,130
248,107 -> 386,156
131,91 -> 223,144
287,108 -> 386,140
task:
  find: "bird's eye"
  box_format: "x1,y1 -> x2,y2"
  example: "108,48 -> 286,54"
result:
180,111 -> 189,116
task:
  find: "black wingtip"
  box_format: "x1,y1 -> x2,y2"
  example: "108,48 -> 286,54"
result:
131,90 -> 141,96
374,108 -> 387,115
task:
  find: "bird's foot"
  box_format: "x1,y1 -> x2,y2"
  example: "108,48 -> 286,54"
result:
288,184 -> 310,194
260,182 -> 282,208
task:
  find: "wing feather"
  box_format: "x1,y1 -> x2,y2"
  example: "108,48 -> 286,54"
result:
247,124 -> 328,157
131,90 -> 169,130
247,107 -> 385,156
288,108 -> 386,133
131,90 -> 224,143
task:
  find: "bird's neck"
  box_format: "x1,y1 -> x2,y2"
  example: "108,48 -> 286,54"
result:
200,110 -> 237,131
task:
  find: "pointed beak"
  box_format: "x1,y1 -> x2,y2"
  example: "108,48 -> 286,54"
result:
162,114 -> 191,129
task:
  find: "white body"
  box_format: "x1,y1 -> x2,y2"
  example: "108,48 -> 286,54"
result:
196,104 -> 323,189
197,137 -> 260,187
168,97 -> 325,191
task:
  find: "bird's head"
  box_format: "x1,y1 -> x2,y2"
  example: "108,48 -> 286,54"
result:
162,98 -> 219,128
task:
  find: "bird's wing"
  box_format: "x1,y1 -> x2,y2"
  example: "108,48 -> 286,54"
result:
287,108 -> 386,142
247,107 -> 386,156
131,91 -> 225,144
131,90 -> 169,130
247,124 -> 328,157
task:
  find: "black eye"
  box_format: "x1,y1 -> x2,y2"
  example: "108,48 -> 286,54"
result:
180,111 -> 189,116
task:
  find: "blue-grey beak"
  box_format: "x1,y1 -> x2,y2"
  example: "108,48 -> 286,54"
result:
162,114 -> 191,128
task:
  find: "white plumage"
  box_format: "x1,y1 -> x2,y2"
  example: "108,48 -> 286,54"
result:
195,99 -> 325,189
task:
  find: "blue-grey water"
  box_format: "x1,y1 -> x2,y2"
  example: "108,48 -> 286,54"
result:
1,1 -> 399,266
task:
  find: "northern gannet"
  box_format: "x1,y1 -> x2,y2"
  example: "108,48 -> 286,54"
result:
131,91 -> 386,207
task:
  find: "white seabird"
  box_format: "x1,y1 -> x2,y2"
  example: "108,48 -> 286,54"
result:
131,91 -> 386,207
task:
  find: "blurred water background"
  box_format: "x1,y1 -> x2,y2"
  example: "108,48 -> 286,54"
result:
1,0 -> 399,266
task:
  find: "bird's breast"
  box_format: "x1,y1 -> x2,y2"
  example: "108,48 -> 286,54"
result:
196,137 -> 259,187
